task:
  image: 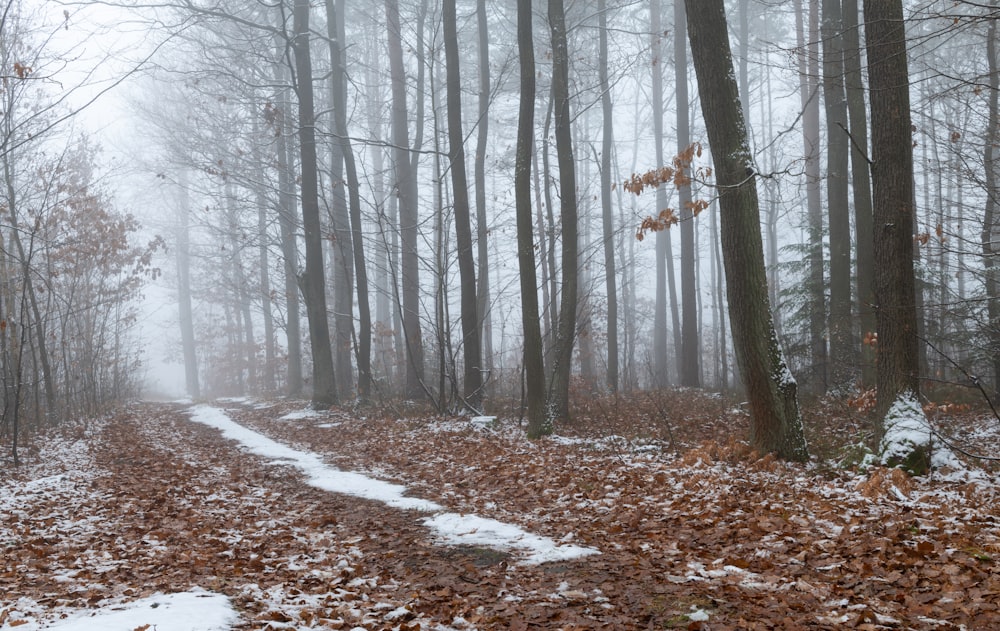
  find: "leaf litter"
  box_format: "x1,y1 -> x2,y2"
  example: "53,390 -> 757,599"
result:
1,394 -> 999,630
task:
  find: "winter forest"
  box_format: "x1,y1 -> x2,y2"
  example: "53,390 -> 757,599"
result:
2,0 -> 1000,629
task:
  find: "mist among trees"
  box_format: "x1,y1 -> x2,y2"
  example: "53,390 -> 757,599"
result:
2,0 -> 999,465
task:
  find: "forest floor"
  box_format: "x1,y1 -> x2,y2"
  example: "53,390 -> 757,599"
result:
2,391 -> 1000,630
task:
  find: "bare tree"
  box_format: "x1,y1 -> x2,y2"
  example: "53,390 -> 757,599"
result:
548,0 -> 580,422
516,0 -> 548,437
599,0 -> 619,393
685,0 -> 808,461
443,0 -> 483,410
292,0 -> 337,407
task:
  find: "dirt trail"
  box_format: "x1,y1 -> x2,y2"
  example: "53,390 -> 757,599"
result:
3,400 -> 999,630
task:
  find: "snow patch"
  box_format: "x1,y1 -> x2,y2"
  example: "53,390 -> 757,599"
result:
279,409 -> 322,421
423,513 -> 599,565
879,392 -> 960,471
4,589 -> 237,631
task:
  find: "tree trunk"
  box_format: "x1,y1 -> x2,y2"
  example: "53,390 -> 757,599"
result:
651,0 -> 670,388
843,0 -> 876,388
475,0 -> 494,403
685,0 -> 808,461
823,0 -> 854,390
444,0 -> 483,410
386,0 -> 426,400
326,0 -> 372,401
275,92 -> 303,397
983,14 -> 1000,397
547,0 -> 579,423
676,0 -> 700,387
863,0 -> 921,421
599,0 -> 619,394
516,0 -> 548,437
796,0 -> 827,395
325,0 -> 355,401
250,116 -> 277,395
293,0 -> 337,408
176,171 -> 200,398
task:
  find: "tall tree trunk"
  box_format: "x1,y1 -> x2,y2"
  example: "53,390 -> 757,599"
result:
275,93 -> 303,397
863,0 -> 921,422
475,0 -> 494,403
676,0 -> 700,387
293,0 -> 337,407
250,117 -> 277,395
651,0 -> 670,387
823,0 -> 854,390
176,172 -> 200,398
599,0 -> 619,394
548,0 -> 579,422
386,0 -> 425,399
325,0 -> 355,400
983,14 -> 1000,397
444,0 -> 484,410
516,0 -> 548,437
541,98 -> 559,364
224,182 -> 257,393
796,0 -> 827,395
685,0 -> 808,461
327,0 -> 372,401
843,0 -> 876,388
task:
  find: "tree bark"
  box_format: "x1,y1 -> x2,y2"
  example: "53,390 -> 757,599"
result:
676,0 -> 700,387
685,0 -> 808,461
796,0 -> 828,395
843,0 -> 876,388
293,0 -> 337,408
325,0 -> 355,400
176,171 -> 200,398
823,0 -> 855,390
983,14 -> 1000,397
547,0 -> 579,422
386,0 -> 426,400
444,0 -> 483,410
274,91 -> 303,397
650,0 -> 670,388
475,0 -> 494,403
516,0 -> 548,438
326,0 -> 372,401
599,0 -> 619,393
863,0 -> 921,421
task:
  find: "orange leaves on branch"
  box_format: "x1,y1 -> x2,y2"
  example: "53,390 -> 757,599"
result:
12,62 -> 32,79
636,208 -> 678,241
624,142 -> 706,196
629,143 -> 712,241
686,199 -> 710,216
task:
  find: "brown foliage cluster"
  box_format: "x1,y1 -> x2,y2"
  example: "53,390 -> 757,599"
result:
625,143 -> 713,241
3,394 -> 1000,630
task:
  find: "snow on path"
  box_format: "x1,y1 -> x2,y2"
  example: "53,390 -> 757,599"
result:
188,404 -> 599,564
6,589 -> 237,631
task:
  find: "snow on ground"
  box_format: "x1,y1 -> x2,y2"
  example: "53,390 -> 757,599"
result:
188,404 -> 599,564
278,409 -> 322,421
5,590 -> 237,631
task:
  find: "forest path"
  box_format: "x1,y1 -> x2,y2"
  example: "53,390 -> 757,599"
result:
2,399 -> 999,630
